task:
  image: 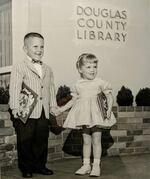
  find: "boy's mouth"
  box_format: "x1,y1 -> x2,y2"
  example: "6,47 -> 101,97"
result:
35,53 -> 42,57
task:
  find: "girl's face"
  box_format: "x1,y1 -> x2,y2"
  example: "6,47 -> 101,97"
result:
79,62 -> 97,80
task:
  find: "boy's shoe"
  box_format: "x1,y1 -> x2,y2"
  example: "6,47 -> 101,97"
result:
75,164 -> 91,175
90,164 -> 101,177
32,167 -> 54,175
22,172 -> 33,178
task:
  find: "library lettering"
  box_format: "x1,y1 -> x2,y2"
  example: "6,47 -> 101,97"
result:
75,5 -> 128,42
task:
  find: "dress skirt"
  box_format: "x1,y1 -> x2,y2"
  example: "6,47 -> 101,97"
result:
63,96 -> 116,129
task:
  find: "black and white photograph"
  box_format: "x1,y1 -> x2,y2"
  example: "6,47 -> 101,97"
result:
0,0 -> 150,178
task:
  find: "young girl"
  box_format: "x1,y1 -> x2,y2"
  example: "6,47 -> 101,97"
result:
59,53 -> 116,177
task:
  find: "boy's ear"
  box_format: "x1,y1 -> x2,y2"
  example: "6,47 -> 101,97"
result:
23,45 -> 27,53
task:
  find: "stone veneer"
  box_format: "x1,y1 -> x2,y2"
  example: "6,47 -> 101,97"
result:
0,105 -> 150,167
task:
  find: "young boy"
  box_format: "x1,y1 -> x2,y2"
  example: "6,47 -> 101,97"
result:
9,32 -> 59,178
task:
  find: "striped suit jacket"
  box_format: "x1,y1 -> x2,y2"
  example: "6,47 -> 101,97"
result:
9,58 -> 57,121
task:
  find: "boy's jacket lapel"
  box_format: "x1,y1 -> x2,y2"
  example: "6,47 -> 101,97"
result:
23,58 -> 46,78
42,64 -> 46,79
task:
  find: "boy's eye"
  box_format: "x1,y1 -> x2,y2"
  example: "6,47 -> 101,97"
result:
33,45 -> 44,49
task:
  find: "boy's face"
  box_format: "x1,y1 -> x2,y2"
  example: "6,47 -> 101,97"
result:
79,62 -> 97,80
24,37 -> 44,61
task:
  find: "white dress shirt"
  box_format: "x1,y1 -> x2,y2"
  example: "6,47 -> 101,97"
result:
27,56 -> 42,78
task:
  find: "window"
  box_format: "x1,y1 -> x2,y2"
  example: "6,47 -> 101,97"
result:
0,0 -> 12,87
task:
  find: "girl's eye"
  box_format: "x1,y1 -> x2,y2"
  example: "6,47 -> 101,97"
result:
87,66 -> 91,69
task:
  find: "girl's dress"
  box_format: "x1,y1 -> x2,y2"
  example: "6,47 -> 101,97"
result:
63,78 -> 116,129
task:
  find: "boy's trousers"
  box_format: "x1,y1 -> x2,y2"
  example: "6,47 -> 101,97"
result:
13,108 -> 49,173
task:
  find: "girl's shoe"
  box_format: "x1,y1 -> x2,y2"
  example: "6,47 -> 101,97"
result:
90,164 -> 101,177
75,164 -> 91,175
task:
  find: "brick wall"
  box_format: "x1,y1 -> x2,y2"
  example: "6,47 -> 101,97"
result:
0,105 -> 150,167
0,105 -> 16,167
107,106 -> 150,156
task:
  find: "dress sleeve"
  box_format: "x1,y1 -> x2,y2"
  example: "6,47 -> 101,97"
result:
100,80 -> 112,95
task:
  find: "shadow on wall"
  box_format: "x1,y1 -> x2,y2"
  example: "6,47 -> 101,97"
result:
101,129 -> 114,156
62,129 -> 83,156
62,128 -> 114,157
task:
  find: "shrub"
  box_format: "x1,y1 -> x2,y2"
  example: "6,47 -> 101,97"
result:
116,86 -> 133,106
135,88 -> 150,106
0,86 -> 9,104
56,85 -> 72,106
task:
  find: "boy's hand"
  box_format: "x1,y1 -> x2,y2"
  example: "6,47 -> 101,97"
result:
12,109 -> 19,118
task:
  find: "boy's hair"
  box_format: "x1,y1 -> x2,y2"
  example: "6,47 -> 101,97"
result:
76,53 -> 98,69
24,32 -> 44,43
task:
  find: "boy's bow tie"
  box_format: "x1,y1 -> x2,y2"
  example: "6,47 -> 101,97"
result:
32,59 -> 43,65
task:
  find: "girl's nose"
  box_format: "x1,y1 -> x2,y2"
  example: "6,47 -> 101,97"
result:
90,68 -> 95,72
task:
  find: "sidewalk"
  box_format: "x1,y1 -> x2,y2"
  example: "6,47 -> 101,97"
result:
1,154 -> 150,179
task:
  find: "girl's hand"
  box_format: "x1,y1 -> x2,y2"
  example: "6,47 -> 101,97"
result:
106,109 -> 111,119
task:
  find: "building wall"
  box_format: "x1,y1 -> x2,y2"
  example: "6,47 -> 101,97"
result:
12,0 -> 150,103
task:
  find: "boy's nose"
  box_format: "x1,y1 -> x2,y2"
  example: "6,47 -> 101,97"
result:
36,49 -> 43,54
37,46 -> 43,51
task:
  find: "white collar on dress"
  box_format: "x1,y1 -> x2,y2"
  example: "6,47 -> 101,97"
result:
78,78 -> 100,83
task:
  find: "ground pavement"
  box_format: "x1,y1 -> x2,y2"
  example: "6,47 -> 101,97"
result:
1,154 -> 150,179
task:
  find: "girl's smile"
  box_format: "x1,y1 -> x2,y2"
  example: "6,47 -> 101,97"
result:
79,62 -> 97,80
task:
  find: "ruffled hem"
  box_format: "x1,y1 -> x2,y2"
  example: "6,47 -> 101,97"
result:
63,113 -> 116,130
